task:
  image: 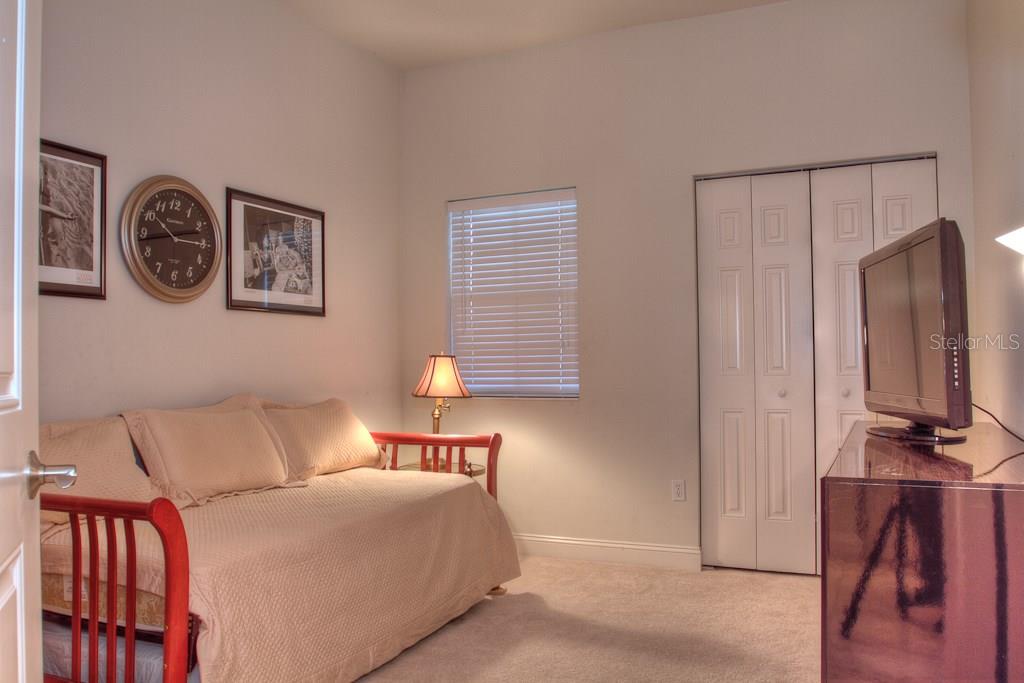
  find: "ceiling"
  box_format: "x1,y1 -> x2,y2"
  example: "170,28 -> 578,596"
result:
287,0 -> 786,69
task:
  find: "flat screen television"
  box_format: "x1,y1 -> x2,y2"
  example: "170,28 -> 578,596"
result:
859,218 -> 972,444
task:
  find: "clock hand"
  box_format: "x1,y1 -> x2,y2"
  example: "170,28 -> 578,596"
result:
154,215 -> 178,242
175,237 -> 202,246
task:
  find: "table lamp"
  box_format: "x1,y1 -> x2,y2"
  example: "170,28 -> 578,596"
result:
412,354 -> 472,433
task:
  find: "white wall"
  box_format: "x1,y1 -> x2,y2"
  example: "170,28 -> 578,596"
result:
39,0 -> 402,426
399,0 -> 975,562
967,1 -> 1024,433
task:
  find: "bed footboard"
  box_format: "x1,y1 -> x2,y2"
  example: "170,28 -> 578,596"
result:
40,494 -> 191,683
371,432 -> 503,499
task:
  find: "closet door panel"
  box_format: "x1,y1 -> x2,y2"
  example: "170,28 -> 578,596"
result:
698,176 -> 756,570
812,165 -> 875,470
872,158 -> 938,248
811,164 -> 874,571
751,171 -> 816,574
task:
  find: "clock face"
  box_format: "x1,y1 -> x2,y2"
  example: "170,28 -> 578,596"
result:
121,176 -> 222,302
134,189 -> 216,290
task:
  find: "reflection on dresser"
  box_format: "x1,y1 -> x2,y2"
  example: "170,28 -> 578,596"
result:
822,421 -> 1024,682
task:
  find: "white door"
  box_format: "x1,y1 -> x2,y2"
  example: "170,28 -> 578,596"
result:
0,0 -> 42,681
750,171 -> 815,574
810,164 -> 875,570
872,158 -> 939,248
811,165 -> 875,472
809,158 -> 938,569
701,158 -> 939,573
698,176 -> 756,569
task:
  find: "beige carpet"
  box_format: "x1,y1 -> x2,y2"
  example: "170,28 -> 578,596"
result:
364,556 -> 820,682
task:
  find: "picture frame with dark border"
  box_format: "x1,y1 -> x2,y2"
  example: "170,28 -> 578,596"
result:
226,187 -> 325,316
38,140 -> 106,299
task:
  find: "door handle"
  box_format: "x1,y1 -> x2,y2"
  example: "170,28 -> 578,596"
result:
777,388 -> 787,398
26,450 -> 77,499
841,388 -> 851,398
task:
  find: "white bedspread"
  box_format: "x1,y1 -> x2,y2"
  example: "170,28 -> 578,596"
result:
41,468 -> 521,682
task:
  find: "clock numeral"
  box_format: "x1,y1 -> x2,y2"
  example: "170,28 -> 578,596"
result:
186,204 -> 193,218
171,270 -> 178,282
139,226 -> 148,239
144,210 -> 156,221
200,238 -> 208,249
196,253 -> 203,265
155,262 -> 162,274
155,200 -> 167,213
144,245 -> 152,258
186,266 -> 194,279
170,198 -> 182,211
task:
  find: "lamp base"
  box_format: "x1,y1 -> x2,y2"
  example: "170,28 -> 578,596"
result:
431,397 -> 450,434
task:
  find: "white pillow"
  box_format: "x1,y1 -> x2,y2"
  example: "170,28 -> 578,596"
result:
264,399 -> 384,479
39,416 -> 160,525
122,406 -> 288,508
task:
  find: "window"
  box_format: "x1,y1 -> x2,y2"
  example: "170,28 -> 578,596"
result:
449,188 -> 579,398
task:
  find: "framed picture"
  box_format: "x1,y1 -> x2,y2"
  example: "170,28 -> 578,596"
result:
226,188 -> 325,316
38,140 -> 106,298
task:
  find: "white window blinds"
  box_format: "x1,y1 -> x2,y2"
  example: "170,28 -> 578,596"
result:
449,188 -> 579,398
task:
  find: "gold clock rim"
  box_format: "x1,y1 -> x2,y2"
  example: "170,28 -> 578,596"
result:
120,175 -> 222,303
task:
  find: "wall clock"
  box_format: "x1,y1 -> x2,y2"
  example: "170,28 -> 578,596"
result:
120,175 -> 222,302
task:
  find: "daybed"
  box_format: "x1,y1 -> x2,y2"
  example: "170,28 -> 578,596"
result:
37,395 -> 519,683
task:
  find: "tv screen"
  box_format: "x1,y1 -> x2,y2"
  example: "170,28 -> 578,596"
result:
863,235 -> 946,400
860,218 -> 971,436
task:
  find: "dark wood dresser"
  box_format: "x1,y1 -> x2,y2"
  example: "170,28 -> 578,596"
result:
822,421 -> 1024,682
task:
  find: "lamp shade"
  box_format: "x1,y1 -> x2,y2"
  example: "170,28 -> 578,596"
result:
412,354 -> 472,398
996,225 -> 1024,255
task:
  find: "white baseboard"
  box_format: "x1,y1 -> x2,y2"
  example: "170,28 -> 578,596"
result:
513,533 -> 702,571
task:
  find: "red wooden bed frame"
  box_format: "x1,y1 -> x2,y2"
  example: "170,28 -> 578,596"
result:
40,431 -> 501,683
373,431 -> 503,499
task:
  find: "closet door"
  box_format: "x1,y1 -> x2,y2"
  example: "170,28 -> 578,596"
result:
811,165 -> 874,570
811,165 -> 875,483
751,172 -> 815,574
872,158 -> 939,248
698,176 -> 756,570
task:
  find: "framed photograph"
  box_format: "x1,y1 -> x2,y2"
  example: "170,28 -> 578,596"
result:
226,188 -> 325,316
38,140 -> 106,298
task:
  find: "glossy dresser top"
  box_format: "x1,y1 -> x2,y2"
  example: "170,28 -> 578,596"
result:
826,421 -> 1024,488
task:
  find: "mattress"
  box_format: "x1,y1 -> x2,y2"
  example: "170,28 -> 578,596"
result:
41,468 -> 520,682
41,572 -> 165,632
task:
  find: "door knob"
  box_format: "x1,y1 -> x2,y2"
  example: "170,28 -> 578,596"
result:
841,388 -> 851,398
777,388 -> 787,398
26,450 -> 77,500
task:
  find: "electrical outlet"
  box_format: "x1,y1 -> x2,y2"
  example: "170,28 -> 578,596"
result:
671,480 -> 686,501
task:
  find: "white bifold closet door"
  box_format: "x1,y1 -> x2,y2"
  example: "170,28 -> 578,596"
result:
699,172 -> 815,573
811,165 -> 875,499
810,161 -> 938,489
809,158 -> 937,568
751,172 -> 815,573
698,176 -> 756,569
811,159 -> 939,474
701,156 -> 938,574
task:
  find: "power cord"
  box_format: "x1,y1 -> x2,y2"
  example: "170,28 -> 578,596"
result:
972,402 -> 1024,444
971,402 -> 1024,478
974,450 -> 1024,480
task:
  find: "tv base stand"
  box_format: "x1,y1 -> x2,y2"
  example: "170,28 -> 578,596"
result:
866,422 -> 967,445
